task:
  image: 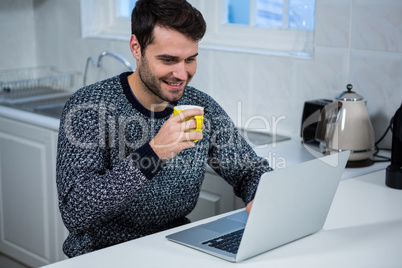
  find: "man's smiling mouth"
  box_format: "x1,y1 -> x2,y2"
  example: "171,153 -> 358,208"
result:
167,82 -> 181,86
164,80 -> 183,87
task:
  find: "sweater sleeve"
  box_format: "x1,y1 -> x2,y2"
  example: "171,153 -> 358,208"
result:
205,98 -> 273,205
56,96 -> 163,235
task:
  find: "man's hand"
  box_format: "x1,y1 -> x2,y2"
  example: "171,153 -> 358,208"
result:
150,108 -> 204,161
246,199 -> 254,215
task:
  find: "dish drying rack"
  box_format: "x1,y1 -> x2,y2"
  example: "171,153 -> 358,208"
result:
0,66 -> 81,104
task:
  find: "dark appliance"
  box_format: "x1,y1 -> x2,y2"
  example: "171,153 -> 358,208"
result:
386,103 -> 402,189
300,99 -> 333,143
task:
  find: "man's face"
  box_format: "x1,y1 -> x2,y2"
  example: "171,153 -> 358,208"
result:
137,26 -> 199,104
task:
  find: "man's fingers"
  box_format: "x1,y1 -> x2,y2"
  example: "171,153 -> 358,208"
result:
150,108 -> 204,160
184,131 -> 203,142
182,118 -> 203,131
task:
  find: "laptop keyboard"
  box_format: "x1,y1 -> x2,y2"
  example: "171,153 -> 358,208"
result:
202,229 -> 244,254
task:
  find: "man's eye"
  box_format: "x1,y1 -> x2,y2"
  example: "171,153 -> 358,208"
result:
163,59 -> 173,63
186,58 -> 196,63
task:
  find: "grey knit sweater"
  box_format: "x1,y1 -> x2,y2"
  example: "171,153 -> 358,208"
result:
56,72 -> 271,257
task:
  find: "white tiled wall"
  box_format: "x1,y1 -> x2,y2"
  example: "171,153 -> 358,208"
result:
1,0 -> 401,147
352,0 -> 402,52
0,0 -> 37,69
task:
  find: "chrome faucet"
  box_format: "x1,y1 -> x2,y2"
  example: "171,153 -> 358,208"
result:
83,51 -> 136,86
83,57 -> 96,86
97,51 -> 135,72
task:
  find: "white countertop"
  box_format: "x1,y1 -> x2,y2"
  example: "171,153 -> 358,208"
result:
0,105 -> 60,131
251,138 -> 390,180
40,169 -> 402,268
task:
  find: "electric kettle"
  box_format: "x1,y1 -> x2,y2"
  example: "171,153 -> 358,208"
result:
315,84 -> 375,161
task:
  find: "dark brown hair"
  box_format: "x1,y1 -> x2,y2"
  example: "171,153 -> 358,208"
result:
131,0 -> 206,55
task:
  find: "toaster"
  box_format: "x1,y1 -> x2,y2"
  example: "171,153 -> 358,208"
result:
300,99 -> 333,143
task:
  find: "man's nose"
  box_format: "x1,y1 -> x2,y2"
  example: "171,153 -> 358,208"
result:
172,61 -> 187,80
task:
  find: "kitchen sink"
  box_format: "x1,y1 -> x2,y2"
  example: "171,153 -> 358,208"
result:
33,101 -> 67,118
238,128 -> 290,145
0,66 -> 82,118
2,94 -> 72,119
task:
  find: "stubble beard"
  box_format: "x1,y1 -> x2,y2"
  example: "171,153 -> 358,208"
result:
138,56 -> 191,104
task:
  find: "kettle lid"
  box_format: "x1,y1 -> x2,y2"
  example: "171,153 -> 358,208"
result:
335,84 -> 364,101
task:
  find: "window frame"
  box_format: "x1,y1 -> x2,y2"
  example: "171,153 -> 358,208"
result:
80,0 -> 315,58
197,0 -> 314,58
80,0 -> 130,41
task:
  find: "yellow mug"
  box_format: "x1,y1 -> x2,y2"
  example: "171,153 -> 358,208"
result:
173,105 -> 204,142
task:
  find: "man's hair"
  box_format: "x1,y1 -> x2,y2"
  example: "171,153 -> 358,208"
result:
131,0 -> 206,55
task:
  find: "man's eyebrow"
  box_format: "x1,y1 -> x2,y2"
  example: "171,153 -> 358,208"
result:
156,53 -> 199,59
188,53 -> 199,58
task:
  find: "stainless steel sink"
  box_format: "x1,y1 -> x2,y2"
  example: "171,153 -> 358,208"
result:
3,94 -> 72,119
33,101 -> 67,118
0,66 -> 81,118
238,128 -> 290,145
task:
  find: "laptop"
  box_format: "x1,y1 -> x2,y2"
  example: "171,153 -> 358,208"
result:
166,151 -> 350,262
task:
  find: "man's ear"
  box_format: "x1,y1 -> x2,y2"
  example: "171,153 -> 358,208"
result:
130,34 -> 141,60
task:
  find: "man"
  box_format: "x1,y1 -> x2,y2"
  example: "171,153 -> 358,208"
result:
56,0 -> 272,258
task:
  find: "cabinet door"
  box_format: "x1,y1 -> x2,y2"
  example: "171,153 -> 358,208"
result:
50,131 -> 69,263
187,169 -> 244,222
0,117 -> 61,267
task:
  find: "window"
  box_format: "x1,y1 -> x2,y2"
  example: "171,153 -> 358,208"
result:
116,0 -> 137,18
80,0 -> 135,40
81,0 -> 315,58
198,0 -> 315,57
227,0 -> 315,31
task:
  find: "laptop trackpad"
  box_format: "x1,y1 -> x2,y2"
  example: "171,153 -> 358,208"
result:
200,217 -> 246,233
227,210 -> 248,223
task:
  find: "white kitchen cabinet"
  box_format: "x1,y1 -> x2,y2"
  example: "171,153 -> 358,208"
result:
187,169 -> 244,222
0,113 -> 243,267
0,116 -> 68,267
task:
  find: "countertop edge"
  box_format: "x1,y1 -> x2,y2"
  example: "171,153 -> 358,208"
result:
0,105 -> 60,131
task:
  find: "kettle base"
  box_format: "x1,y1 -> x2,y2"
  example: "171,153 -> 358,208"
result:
346,158 -> 374,168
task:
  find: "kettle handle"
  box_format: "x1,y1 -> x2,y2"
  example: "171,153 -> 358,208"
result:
315,101 -> 343,148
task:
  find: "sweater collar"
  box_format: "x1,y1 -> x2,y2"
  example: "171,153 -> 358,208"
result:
120,72 -> 176,118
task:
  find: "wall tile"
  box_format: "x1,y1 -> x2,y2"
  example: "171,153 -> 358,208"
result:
250,55 -> 295,136
188,48 -> 214,96
206,51 -> 254,125
352,0 -> 402,52
315,0 -> 351,48
0,0 -> 36,69
294,47 -> 350,99
34,0 -> 62,66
